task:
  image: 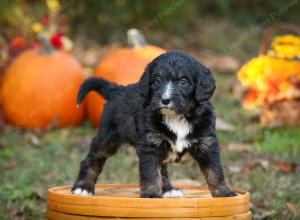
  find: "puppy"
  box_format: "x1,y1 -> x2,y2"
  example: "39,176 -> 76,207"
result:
72,51 -> 236,198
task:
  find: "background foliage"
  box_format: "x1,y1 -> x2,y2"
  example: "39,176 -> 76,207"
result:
1,1 -> 300,41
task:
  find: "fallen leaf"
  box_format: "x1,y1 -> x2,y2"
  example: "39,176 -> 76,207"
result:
0,161 -> 19,171
261,99 -> 300,128
258,159 -> 270,169
196,52 -> 241,73
246,154 -> 256,171
25,133 -> 41,147
247,162 -> 256,171
242,135 -> 263,143
274,161 -> 300,173
228,164 -> 242,173
245,155 -> 270,171
0,139 -> 7,149
216,117 -> 236,131
286,202 -> 297,214
226,142 -> 252,152
213,55 -> 241,73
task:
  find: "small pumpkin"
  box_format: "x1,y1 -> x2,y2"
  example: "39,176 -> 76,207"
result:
86,29 -> 166,127
0,34 -> 85,128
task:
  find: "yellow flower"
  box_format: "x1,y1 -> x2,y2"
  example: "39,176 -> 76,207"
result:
238,55 -> 272,91
32,22 -> 43,33
237,53 -> 300,109
269,34 -> 300,59
272,34 -> 300,45
46,0 -> 61,13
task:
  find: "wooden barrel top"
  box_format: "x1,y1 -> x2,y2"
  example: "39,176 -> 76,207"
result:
47,184 -> 251,219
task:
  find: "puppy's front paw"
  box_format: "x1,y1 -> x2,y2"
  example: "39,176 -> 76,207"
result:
163,189 -> 184,198
72,187 -> 93,196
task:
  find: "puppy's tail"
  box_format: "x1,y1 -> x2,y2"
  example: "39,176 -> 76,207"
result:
77,77 -> 122,107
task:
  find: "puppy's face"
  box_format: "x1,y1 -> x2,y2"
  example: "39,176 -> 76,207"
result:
140,51 -> 215,115
150,66 -> 195,115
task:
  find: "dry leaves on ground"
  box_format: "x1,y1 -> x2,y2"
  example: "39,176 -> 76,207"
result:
194,52 -> 241,73
274,161 -> 300,173
0,161 -> 19,172
286,203 -> 297,213
225,142 -> 252,152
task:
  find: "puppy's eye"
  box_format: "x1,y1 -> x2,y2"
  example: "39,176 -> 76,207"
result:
154,76 -> 161,84
178,78 -> 189,87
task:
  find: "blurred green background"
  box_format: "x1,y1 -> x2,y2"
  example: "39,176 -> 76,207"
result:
1,0 -> 300,39
0,1 -> 300,220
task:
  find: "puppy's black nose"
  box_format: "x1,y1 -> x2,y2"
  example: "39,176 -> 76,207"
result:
161,98 -> 170,105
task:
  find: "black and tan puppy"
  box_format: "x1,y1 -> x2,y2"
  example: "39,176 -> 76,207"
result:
72,51 -> 236,198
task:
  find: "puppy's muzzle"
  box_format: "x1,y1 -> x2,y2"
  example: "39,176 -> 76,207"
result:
159,98 -> 177,115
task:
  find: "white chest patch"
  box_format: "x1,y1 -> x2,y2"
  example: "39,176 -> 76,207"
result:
163,115 -> 192,153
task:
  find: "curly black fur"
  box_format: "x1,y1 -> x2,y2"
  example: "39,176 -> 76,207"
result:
72,51 -> 236,198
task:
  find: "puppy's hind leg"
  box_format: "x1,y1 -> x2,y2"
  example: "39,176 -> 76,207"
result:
161,164 -> 183,198
72,133 -> 120,195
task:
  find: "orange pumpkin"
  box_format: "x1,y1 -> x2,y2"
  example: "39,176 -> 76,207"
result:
0,36 -> 85,128
86,29 -> 166,127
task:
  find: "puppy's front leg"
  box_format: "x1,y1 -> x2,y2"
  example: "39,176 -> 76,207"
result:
161,164 -> 184,198
137,147 -> 163,198
190,139 -> 237,197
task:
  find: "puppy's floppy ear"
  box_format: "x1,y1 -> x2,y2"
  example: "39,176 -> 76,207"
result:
139,62 -> 153,98
195,67 -> 216,103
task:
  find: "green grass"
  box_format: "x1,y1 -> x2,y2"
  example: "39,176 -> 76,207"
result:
1,125 -> 300,219
256,129 -> 300,158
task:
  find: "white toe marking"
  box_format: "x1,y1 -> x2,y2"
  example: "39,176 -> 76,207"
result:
73,188 -> 82,195
81,190 -> 89,195
72,188 -> 92,196
163,189 -> 184,198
